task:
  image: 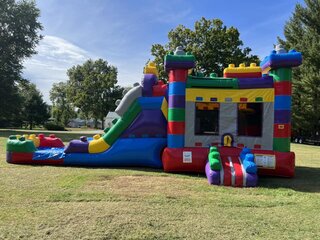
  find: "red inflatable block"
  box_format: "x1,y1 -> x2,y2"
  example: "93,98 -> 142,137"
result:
8,152 -> 64,165
224,72 -> 262,78
237,143 -> 244,148
9,152 -> 33,163
152,80 -> 167,97
169,69 -> 188,82
274,124 -> 291,138
274,81 -> 292,95
168,121 -> 185,134
162,147 -> 209,173
38,134 -> 64,148
252,149 -> 295,177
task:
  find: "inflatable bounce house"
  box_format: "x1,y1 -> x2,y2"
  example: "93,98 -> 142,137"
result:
6,45 -> 302,187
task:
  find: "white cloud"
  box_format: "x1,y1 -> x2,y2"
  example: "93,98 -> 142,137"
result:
23,35 -> 151,104
23,35 -> 96,103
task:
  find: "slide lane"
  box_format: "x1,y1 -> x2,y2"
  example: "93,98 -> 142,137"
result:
220,155 -> 245,187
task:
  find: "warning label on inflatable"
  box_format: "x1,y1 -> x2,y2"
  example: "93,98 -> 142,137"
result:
254,154 -> 276,169
183,151 -> 192,163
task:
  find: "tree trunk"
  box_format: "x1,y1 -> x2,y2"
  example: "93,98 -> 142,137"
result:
29,120 -> 33,130
101,118 -> 104,130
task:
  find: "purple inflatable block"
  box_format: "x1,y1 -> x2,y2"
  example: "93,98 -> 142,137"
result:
205,161 -> 220,185
165,61 -> 195,71
142,74 -> 157,97
168,95 -> 185,108
246,173 -> 258,187
6,151 -> 12,163
274,110 -> 291,123
64,140 -> 89,153
121,110 -> 167,138
238,76 -> 274,89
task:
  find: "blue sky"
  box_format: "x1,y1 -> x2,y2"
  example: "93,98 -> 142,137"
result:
23,0 -> 304,102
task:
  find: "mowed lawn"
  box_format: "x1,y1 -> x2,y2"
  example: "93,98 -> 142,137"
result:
0,130 -> 319,239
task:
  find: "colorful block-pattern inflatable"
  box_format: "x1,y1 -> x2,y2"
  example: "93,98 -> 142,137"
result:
6,45 -> 302,188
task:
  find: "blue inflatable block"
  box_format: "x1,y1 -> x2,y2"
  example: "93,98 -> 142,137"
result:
63,138 -> 166,168
275,96 -> 291,110
260,50 -> 302,69
168,134 -> 184,148
138,97 -> 164,110
32,148 -> 65,161
243,160 -> 257,174
155,134 -> 165,138
240,147 -> 251,161
244,153 -> 255,163
168,82 -> 186,96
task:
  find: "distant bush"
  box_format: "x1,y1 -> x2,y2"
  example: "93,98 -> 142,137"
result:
44,123 -> 66,131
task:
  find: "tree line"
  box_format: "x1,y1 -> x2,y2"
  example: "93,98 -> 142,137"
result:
1,0 -> 319,135
50,59 -> 123,129
0,0 -> 49,129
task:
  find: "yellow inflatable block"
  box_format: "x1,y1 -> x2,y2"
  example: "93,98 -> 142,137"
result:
88,137 -> 110,153
93,134 -> 100,140
196,102 -> 219,110
223,63 -> 261,74
161,98 -> 168,120
29,134 -> 40,147
144,62 -> 158,76
262,66 -> 271,74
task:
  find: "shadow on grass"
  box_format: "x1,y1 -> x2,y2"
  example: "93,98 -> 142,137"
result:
259,166 -> 320,193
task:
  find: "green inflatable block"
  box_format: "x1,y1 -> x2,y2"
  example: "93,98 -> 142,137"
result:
210,158 -> 221,170
208,151 -> 221,170
103,127 -> 110,133
165,54 -> 195,63
273,138 -> 290,152
269,68 -> 292,82
168,108 -> 185,121
7,139 -> 36,153
186,76 -> 238,89
209,146 -> 218,153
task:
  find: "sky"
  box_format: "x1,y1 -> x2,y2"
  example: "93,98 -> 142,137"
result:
23,0 -> 304,103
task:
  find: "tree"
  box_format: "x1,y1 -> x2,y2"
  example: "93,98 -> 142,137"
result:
151,18 -> 259,81
0,0 -> 42,126
278,0 -> 320,136
18,80 -> 50,130
67,59 -> 119,129
50,82 -> 77,126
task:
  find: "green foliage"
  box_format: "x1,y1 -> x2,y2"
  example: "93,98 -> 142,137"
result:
50,82 -> 77,126
66,59 -> 123,129
278,0 -> 320,136
0,0 -> 42,126
44,123 -> 66,131
18,80 -> 50,130
151,18 -> 259,81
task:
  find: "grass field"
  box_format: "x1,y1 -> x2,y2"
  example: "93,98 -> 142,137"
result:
0,130 -> 319,239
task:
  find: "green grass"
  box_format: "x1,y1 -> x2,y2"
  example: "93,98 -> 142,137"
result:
0,130 -> 319,239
